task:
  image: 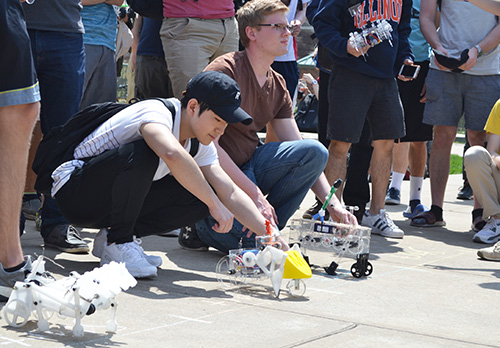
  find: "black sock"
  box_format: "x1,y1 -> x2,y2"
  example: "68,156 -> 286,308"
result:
472,208 -> 484,222
409,199 -> 420,211
4,261 -> 26,273
430,205 -> 443,221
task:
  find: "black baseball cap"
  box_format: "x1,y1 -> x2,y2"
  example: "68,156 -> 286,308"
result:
184,71 -> 253,125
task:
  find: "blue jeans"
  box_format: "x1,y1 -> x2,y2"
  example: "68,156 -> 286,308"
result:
196,139 -> 328,253
28,30 -> 85,237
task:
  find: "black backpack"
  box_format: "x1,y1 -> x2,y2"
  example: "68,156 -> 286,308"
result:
294,94 -> 319,133
127,0 -> 163,20
33,99 -> 198,196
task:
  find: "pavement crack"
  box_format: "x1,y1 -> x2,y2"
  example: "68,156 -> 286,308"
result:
280,323 -> 357,348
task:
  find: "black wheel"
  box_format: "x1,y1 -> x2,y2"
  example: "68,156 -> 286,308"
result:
364,262 -> 373,276
350,264 -> 362,278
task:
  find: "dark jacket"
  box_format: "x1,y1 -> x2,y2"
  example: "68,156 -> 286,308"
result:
312,0 -> 414,79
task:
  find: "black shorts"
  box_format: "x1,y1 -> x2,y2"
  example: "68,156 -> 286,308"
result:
397,61 -> 433,142
0,0 -> 39,107
327,65 -> 405,144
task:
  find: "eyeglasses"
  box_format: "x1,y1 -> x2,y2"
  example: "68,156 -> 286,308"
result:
257,23 -> 294,33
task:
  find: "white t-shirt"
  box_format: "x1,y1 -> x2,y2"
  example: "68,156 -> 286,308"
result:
51,99 -> 219,197
275,0 -> 309,62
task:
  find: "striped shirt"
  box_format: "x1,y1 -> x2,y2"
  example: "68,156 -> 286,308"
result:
51,99 -> 218,197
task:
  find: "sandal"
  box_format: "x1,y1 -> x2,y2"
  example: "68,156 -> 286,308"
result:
411,210 -> 446,227
403,203 -> 429,219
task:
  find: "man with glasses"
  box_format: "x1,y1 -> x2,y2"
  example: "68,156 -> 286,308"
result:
181,0 -> 356,254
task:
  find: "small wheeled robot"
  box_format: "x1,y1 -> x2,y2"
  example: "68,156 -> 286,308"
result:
2,256 -> 137,337
289,218 -> 373,278
289,180 -> 373,278
215,225 -> 312,298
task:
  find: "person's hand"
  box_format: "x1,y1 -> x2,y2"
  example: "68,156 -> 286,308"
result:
458,47 -> 478,71
433,46 -> 452,71
209,203 -> 234,233
277,235 -> 290,251
302,73 -> 316,85
328,204 -> 358,226
254,191 -> 278,227
347,39 -> 370,57
397,59 -> 416,82
290,19 -> 302,36
419,83 -> 427,103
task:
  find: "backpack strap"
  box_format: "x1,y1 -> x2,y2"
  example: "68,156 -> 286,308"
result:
155,98 -> 200,158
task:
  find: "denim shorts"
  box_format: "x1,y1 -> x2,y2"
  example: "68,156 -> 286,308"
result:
327,65 -> 405,143
423,69 -> 500,131
0,0 -> 40,107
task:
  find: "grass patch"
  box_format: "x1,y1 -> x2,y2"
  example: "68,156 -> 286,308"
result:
449,154 -> 463,174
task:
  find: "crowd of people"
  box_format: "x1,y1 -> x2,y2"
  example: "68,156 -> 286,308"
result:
2,0 -> 500,301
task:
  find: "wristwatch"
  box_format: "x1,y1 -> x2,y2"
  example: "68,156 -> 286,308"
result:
474,44 -> 483,58
311,80 -> 318,85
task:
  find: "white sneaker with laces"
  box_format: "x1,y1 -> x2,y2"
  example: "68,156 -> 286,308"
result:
132,236 -> 162,267
92,229 -> 162,267
100,241 -> 157,278
362,209 -> 404,238
473,218 -> 500,244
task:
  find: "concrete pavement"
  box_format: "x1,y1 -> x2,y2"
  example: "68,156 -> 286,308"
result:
1,145 -> 499,347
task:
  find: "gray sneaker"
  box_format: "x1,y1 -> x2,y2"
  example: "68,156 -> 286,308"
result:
22,197 -> 42,220
0,256 -> 32,302
43,224 -> 89,253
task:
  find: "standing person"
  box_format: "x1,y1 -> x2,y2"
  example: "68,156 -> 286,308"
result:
49,71 -> 286,278
385,0 -> 433,219
191,0 -> 357,254
160,1 -> 239,98
131,16 -> 173,100
271,0 -> 309,101
0,0 -> 40,301
23,0 -> 89,253
80,0 -> 124,110
412,0 -> 500,229
312,0 -> 414,238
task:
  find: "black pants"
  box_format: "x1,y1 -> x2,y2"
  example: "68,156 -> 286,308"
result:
343,120 -> 373,209
55,140 -> 209,244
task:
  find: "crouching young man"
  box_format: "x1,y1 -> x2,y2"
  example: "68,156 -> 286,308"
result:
50,71 -> 279,278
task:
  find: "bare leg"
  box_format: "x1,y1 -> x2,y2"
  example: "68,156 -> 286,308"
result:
369,139 -> 394,213
324,140 -> 351,201
392,142 -> 410,174
0,102 -> 39,268
430,125 -> 457,208
408,141 -> 427,177
24,121 -> 42,193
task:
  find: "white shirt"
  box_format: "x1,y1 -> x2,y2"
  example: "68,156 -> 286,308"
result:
51,99 -> 219,197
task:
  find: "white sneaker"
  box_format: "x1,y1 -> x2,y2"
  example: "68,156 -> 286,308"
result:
362,209 -> 404,238
100,241 -> 157,278
477,241 -> 500,261
92,229 -> 162,267
473,218 -> 500,244
132,236 -> 162,267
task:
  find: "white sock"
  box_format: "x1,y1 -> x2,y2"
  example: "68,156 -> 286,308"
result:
409,176 -> 424,201
389,172 -> 405,191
